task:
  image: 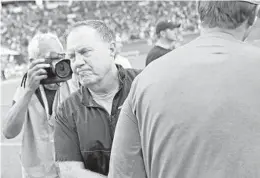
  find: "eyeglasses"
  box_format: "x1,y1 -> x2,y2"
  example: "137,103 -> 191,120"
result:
45,52 -> 66,59
29,52 -> 66,62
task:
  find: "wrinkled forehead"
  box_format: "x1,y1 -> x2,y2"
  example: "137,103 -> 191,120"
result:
66,26 -> 108,52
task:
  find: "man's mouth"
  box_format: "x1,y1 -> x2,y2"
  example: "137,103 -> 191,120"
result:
77,68 -> 91,74
78,70 -> 92,76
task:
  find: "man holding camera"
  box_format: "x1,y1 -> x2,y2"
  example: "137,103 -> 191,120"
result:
3,33 -> 74,178
53,20 -> 141,178
109,1 -> 260,178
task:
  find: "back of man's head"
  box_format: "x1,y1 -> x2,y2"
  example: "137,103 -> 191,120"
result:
197,1 -> 259,29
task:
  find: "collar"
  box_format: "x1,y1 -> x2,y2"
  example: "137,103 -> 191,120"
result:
80,64 -> 126,107
155,41 -> 172,50
199,30 -> 240,42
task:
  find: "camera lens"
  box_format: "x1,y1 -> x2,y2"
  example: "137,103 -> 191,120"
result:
55,60 -> 71,78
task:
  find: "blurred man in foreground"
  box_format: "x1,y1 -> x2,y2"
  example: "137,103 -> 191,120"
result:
145,20 -> 180,66
2,33 -> 74,178
109,1 -> 260,178
54,20 -> 140,178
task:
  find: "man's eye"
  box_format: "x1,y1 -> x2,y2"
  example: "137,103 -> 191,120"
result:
81,52 -> 89,56
79,49 -> 91,56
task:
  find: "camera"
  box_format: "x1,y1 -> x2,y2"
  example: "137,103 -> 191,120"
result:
40,52 -> 73,84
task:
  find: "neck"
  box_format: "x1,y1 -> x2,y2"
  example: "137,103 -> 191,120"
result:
88,64 -> 119,95
201,26 -> 247,41
44,83 -> 59,90
156,38 -> 173,49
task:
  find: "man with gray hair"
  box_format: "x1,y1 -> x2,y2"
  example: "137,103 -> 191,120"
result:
53,20 -> 141,178
109,1 -> 260,178
3,33 -> 74,178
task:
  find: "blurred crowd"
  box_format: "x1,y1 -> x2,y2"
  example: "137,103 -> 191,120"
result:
0,1 -> 199,80
1,1 -> 199,54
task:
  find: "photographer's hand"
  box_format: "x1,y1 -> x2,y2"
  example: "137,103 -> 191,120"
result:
26,58 -> 50,92
3,58 -> 51,139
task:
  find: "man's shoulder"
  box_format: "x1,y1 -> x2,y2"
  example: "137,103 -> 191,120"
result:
233,41 -> 260,61
148,45 -> 158,51
124,68 -> 142,81
147,46 -> 163,56
243,41 -> 260,53
250,40 -> 260,48
60,88 -> 81,109
146,45 -> 170,65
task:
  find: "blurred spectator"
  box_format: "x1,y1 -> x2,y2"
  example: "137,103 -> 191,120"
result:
0,1 -> 199,55
145,20 -> 181,66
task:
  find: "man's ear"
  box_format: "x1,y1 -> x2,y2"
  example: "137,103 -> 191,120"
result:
109,42 -> 116,58
160,31 -> 166,38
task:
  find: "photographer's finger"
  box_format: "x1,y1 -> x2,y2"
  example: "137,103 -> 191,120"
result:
30,74 -> 48,83
29,76 -> 47,87
28,68 -> 44,78
30,63 -> 50,73
28,58 -> 47,69
31,69 -> 48,78
34,75 -> 48,81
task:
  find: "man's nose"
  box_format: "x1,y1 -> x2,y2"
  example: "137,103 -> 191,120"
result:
74,53 -> 86,66
71,53 -> 86,73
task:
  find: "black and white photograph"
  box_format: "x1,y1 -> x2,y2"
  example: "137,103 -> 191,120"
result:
1,0 -> 260,178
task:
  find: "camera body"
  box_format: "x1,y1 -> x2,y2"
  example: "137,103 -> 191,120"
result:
40,52 -> 73,84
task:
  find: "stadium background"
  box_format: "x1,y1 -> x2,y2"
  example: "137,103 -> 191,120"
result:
0,1 -> 260,178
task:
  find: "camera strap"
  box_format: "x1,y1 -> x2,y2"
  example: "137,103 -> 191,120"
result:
39,85 -> 50,121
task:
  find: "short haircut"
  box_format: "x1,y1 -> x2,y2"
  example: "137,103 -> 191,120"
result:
66,20 -> 115,43
28,33 -> 63,59
197,1 -> 258,29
